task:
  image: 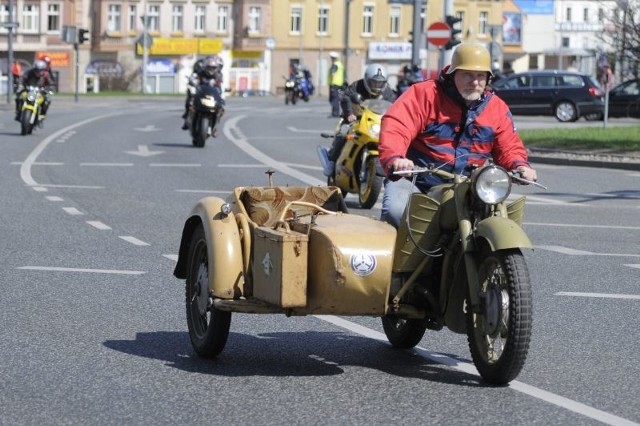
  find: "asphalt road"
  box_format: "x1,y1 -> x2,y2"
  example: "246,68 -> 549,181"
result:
0,96 -> 638,425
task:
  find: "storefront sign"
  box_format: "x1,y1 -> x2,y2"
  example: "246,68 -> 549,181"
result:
35,51 -> 71,67
368,42 -> 412,60
85,60 -> 124,77
136,38 -> 223,56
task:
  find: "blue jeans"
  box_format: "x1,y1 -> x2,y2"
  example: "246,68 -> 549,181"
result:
380,178 -> 421,228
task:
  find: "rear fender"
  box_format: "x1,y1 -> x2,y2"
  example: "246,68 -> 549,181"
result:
173,197 -> 245,299
474,216 -> 533,251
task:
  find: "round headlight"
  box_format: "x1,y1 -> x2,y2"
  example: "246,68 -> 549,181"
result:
472,166 -> 511,204
369,123 -> 381,138
220,203 -> 232,216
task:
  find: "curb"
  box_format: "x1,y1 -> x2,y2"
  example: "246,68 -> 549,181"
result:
528,153 -> 640,171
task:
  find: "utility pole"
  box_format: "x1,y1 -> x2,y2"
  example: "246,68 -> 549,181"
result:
141,0 -> 149,94
411,0 -> 423,67
5,0 -> 16,104
343,0 -> 351,77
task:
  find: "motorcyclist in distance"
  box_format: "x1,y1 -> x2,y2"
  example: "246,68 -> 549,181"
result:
15,59 -> 53,122
321,63 -> 397,176
182,55 -> 223,130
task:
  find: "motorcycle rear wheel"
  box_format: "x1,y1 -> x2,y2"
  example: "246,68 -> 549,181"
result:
185,225 -> 231,358
192,116 -> 210,148
382,316 -> 428,349
358,157 -> 382,209
467,248 -> 532,385
21,110 -> 32,136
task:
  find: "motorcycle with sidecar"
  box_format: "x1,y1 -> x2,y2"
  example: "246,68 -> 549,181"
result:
173,161 -> 541,384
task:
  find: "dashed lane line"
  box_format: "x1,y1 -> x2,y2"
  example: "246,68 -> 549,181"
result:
45,196 -> 63,202
62,207 -> 84,216
119,236 -> 150,246
87,221 -> 112,230
17,266 -> 145,275
556,292 -> 640,300
536,245 -> 640,257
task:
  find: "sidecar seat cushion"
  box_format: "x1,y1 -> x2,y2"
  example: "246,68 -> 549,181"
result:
240,186 -> 347,227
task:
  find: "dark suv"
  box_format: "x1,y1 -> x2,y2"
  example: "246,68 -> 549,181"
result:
492,70 -> 604,122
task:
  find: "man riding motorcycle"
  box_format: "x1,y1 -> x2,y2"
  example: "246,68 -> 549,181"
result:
378,42 -> 538,227
322,63 -> 397,176
15,59 -> 53,122
182,55 -> 223,130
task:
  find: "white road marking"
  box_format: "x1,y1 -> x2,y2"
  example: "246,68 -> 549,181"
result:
20,112 -> 123,187
556,292 -> 640,300
527,222 -> 640,231
286,126 -> 325,133
87,221 -> 112,230
32,187 -> 47,192
34,184 -> 103,189
11,162 -> 64,166
119,236 -> 150,246
80,162 -> 134,167
218,164 -> 273,168
62,207 -> 84,216
625,264 -> 640,269
124,144 -> 164,157
163,254 -> 178,261
149,163 -> 201,167
536,245 -> 640,258
17,266 -> 145,275
45,196 -> 63,202
176,189 -> 233,194
316,315 -> 638,426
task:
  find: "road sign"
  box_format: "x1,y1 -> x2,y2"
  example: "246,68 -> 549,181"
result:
426,21 -> 451,47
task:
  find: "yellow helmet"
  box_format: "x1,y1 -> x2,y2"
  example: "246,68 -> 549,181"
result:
446,43 -> 492,75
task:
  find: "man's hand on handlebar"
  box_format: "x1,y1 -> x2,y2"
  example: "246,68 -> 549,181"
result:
515,166 -> 537,183
391,158 -> 415,173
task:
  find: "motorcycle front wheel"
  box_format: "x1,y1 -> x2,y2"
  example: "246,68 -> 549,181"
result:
467,248 -> 532,385
192,115 -> 210,148
20,110 -> 32,135
185,225 -> 231,358
382,316 -> 428,349
358,156 -> 383,209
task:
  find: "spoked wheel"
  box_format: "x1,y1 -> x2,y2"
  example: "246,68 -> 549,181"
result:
185,225 -> 231,358
358,156 -> 382,209
192,116 -> 210,148
382,316 -> 428,349
467,248 -> 532,385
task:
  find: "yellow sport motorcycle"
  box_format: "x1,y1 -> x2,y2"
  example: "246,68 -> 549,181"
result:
317,98 -> 390,209
18,85 -> 47,136
173,161 -> 544,385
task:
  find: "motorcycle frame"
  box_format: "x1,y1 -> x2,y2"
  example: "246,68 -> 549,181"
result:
390,170 -> 532,328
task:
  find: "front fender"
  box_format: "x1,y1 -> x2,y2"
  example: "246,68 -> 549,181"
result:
173,197 -> 245,299
475,216 -> 533,251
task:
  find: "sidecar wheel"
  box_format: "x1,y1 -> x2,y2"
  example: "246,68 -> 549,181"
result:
185,225 -> 231,358
382,316 -> 428,349
358,157 -> 382,209
467,249 -> 532,385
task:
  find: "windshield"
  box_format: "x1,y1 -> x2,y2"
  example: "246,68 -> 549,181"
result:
361,99 -> 392,115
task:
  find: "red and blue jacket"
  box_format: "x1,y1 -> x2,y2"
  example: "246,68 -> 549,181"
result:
379,68 -> 530,189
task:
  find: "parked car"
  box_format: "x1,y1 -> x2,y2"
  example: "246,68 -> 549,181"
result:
491,70 -> 604,122
607,78 -> 640,118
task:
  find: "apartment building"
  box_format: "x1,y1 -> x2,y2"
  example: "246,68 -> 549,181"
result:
3,0 -> 628,95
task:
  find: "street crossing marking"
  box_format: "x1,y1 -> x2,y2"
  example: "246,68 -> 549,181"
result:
536,245 -> 640,257
87,221 -> 112,230
45,196 -> 63,202
62,207 -> 84,216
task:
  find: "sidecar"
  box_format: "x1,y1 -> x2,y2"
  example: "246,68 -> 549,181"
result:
173,185 -> 398,357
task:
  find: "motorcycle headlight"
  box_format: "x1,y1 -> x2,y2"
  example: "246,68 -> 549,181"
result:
471,165 -> 511,204
368,123 -> 381,138
201,96 -> 217,108
27,93 -> 36,102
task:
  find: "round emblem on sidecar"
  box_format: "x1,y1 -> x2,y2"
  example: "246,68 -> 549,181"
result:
350,252 -> 377,277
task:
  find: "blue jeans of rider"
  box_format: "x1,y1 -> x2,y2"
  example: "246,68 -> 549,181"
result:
380,178 -> 421,228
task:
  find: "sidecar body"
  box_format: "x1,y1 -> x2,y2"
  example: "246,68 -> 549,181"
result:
174,185 -> 397,316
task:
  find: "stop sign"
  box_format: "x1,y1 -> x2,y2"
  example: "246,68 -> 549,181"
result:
426,21 -> 451,47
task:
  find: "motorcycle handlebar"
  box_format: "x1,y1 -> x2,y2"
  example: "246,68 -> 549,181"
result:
393,167 -> 547,190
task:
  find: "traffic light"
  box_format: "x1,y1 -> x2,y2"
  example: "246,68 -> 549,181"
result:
78,28 -> 89,44
444,15 -> 462,50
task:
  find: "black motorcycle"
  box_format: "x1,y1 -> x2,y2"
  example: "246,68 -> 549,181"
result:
283,76 -> 299,105
187,83 -> 223,148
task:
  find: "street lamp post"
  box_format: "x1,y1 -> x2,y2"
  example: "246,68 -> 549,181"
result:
343,0 -> 351,76
141,0 -> 149,94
